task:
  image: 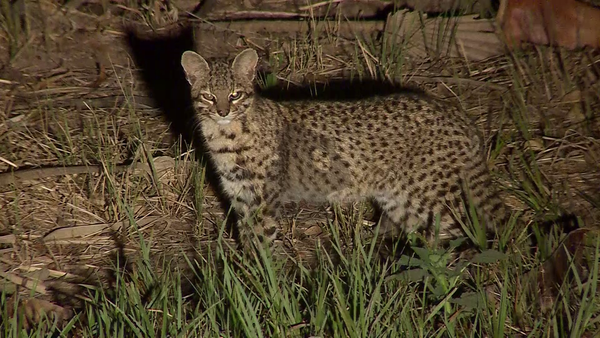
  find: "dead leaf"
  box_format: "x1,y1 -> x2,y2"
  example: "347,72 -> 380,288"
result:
538,228 -> 591,312
6,296 -> 73,331
22,268 -> 50,283
562,90 -> 581,103
43,223 -> 111,242
0,234 -> 16,244
0,270 -> 48,295
524,138 -> 544,152
303,225 -> 324,237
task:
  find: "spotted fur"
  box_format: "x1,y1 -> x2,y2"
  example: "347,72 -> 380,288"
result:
181,48 -> 509,249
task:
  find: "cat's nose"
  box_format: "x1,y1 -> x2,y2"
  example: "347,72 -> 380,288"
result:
216,101 -> 229,117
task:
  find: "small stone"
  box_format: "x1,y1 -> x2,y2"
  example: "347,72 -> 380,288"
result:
524,138 -> 544,152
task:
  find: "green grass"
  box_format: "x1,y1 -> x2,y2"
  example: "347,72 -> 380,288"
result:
2,210 -> 599,337
0,0 -> 28,59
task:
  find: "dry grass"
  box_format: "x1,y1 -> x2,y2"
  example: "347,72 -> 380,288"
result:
1,0 -> 599,336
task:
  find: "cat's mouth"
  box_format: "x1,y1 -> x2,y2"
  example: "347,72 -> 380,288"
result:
211,110 -> 241,125
215,115 -> 233,125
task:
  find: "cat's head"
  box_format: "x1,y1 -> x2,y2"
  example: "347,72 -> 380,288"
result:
181,48 -> 258,126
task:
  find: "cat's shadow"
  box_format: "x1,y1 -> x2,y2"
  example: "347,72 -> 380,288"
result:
124,25 -> 240,243
256,76 -> 426,102
125,25 -> 198,146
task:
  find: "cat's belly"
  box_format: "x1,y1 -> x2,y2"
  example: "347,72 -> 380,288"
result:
282,181 -> 365,205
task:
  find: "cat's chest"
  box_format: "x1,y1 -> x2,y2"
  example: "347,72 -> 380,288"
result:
206,132 -> 252,169
204,125 -> 270,175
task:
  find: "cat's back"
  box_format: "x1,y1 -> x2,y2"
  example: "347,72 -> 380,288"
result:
257,89 -> 475,143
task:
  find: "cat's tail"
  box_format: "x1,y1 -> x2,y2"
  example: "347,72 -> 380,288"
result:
460,131 -> 513,239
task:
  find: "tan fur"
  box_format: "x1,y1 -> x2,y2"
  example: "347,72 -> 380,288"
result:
181,48 -> 510,250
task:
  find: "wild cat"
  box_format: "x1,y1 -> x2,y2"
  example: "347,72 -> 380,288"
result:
180,48 -> 509,251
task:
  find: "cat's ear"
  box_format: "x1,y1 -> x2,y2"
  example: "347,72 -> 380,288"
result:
181,51 -> 210,86
231,48 -> 258,84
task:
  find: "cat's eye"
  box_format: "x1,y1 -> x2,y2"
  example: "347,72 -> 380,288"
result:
201,92 -> 215,102
229,91 -> 243,101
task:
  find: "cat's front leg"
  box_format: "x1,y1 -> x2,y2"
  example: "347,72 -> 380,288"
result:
233,199 -> 280,253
